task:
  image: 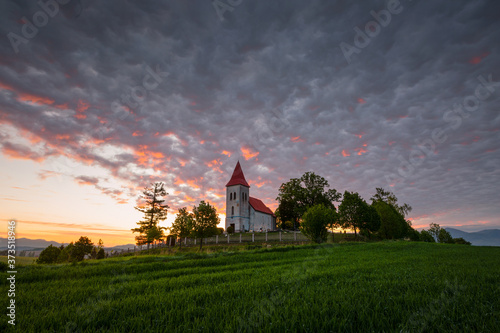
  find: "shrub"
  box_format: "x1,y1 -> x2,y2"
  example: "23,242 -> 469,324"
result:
37,245 -> 61,264
0,261 -> 8,272
300,204 -> 335,244
453,237 -> 472,245
227,226 -> 234,234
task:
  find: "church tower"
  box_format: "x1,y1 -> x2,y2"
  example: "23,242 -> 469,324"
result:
225,161 -> 250,232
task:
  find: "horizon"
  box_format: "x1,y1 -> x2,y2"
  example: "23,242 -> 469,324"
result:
1,1 -> 499,247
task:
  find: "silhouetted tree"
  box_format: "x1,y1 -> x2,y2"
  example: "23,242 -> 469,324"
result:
132,182 -> 169,249
37,245 -> 61,264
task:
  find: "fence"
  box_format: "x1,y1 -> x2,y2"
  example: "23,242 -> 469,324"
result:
106,231 -> 310,257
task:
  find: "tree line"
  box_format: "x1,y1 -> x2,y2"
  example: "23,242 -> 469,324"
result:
37,236 -> 105,264
132,182 -> 222,250
276,172 -> 470,245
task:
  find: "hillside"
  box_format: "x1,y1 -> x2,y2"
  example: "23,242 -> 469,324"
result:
445,228 -> 500,246
1,242 -> 499,332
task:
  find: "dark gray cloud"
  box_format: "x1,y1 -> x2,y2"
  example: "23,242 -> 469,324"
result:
1,0 -> 499,229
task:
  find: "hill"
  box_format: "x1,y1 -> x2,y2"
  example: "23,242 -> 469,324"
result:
445,228 -> 500,246
1,241 -> 499,332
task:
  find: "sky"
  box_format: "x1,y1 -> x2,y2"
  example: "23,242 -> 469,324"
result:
0,0 -> 499,246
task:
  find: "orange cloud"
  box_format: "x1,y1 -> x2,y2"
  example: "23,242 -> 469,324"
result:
354,147 -> 368,155
355,132 -> 365,139
357,98 -> 366,104
222,150 -> 231,157
341,149 -> 350,157
291,136 -> 304,143
132,131 -> 143,137
469,52 -> 490,65
77,99 -> 90,113
17,92 -> 55,106
241,146 -> 259,160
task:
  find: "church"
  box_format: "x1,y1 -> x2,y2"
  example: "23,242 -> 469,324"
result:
225,161 -> 276,232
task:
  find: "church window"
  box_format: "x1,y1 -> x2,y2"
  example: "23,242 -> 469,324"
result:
231,206 -> 234,217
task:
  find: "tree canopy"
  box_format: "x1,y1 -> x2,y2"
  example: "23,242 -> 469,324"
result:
276,172 -> 341,230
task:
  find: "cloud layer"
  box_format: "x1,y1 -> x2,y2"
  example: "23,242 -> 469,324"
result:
1,0 -> 499,230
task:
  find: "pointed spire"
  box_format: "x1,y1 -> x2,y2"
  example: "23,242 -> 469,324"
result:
226,161 -> 250,187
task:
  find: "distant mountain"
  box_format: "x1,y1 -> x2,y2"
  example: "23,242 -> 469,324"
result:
445,228 -> 500,246
0,237 -> 140,254
0,237 -> 62,251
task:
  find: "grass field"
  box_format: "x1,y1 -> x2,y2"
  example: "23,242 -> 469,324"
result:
1,241 -> 499,332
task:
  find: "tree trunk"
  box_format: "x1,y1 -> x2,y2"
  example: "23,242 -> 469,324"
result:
199,238 -> 203,250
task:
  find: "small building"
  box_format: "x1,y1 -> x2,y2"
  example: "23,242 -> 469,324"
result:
225,161 -> 276,232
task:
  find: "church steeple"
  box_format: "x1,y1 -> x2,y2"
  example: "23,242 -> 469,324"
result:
225,161 -> 250,187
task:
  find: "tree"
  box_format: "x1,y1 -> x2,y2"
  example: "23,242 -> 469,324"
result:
419,230 -> 435,242
370,188 -> 412,217
438,228 -> 454,244
73,236 -> 94,261
37,245 -> 61,264
276,172 -> 341,230
428,223 -> 441,242
373,201 -> 407,239
170,207 -> 194,248
338,191 -> 377,237
132,182 -> 169,249
192,201 -> 220,250
57,243 -> 75,262
300,204 -> 335,243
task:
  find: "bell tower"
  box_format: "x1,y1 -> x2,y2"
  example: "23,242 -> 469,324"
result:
225,161 -> 250,232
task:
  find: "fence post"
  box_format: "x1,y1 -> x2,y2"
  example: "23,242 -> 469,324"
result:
279,231 -> 282,242
294,232 -> 297,241
252,233 -> 254,242
194,238 -> 196,245
266,232 -> 268,242
216,235 -> 218,244
185,237 -> 187,246
228,234 -> 230,243
240,233 -> 242,243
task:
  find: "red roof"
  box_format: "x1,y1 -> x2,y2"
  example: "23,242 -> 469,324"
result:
226,161 -> 250,187
249,196 -> 275,216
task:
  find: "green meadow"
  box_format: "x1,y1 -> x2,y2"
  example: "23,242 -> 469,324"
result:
1,241 -> 499,332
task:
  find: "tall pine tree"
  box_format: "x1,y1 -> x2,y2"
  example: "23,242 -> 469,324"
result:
132,182 -> 169,249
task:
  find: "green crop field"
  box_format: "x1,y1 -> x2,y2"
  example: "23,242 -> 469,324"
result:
1,241 -> 499,332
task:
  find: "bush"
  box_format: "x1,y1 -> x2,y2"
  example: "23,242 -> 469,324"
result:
37,245 -> 61,264
453,237 -> 472,245
0,261 -> 8,272
227,226 -> 234,234
300,204 -> 335,244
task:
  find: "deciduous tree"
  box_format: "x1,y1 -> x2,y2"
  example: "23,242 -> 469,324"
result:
276,172 -> 341,230
300,204 -> 336,243
192,201 -> 220,250
171,207 -> 194,248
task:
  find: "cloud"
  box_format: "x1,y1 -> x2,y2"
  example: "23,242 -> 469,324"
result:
0,0 -> 499,230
